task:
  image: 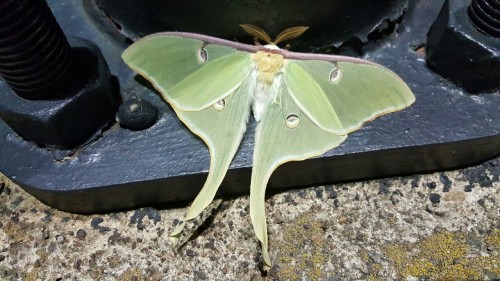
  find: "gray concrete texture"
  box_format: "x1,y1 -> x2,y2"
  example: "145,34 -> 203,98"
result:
0,156 -> 499,280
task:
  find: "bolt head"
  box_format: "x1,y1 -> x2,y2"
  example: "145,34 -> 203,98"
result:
426,0 -> 500,93
0,37 -> 120,149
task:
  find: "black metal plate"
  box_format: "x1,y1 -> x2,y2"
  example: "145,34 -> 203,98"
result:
0,0 -> 498,213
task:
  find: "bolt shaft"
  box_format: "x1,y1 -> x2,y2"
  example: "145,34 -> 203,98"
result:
468,0 -> 500,37
0,0 -> 73,99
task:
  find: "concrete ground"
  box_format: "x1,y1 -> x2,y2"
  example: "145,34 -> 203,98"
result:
0,156 -> 498,280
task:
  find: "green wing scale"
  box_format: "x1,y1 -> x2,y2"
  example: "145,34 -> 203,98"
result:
122,35 -> 253,111
122,31 -> 415,270
170,76 -> 253,241
285,60 -> 415,134
250,75 -> 347,269
123,35 -> 254,242
251,59 -> 414,269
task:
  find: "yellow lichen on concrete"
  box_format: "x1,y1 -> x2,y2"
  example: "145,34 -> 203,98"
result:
24,270 -> 38,281
2,221 -> 25,245
419,232 -> 467,263
486,229 -> 500,249
366,250 -> 386,281
385,231 -> 499,280
272,212 -> 328,281
119,267 -> 144,281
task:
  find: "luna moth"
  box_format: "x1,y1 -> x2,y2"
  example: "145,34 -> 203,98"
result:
122,24 -> 415,270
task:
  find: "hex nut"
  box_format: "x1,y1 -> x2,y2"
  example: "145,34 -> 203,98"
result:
0,37 -> 120,149
426,0 -> 500,93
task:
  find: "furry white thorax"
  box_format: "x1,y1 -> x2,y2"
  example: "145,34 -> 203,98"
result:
250,49 -> 285,122
252,77 -> 276,122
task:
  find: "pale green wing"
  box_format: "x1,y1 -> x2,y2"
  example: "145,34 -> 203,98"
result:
170,75 -> 254,241
167,53 -> 252,110
284,60 -> 415,135
122,34 -> 256,241
122,35 -> 252,111
249,76 -> 347,270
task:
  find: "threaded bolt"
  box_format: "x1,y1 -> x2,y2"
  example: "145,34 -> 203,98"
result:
0,0 -> 73,100
468,0 -> 500,38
